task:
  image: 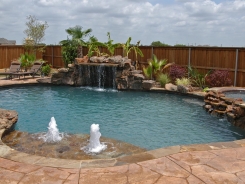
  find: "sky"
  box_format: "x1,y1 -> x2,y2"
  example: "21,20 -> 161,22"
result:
0,0 -> 245,47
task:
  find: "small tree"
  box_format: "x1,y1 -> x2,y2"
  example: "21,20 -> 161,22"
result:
122,37 -> 144,69
103,32 -> 120,56
87,36 -> 105,57
59,38 -> 78,67
23,15 -> 48,54
151,41 -> 171,47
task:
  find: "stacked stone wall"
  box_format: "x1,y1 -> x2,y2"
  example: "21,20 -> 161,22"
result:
204,91 -> 245,129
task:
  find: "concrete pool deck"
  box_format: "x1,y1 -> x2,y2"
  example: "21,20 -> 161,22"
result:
1,77 -> 245,183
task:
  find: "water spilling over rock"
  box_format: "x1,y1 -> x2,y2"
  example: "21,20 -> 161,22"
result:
51,55 -> 147,90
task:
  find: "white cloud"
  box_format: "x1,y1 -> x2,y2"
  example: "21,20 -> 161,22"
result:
0,0 -> 244,46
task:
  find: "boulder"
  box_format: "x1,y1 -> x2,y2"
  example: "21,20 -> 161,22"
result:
68,63 -> 75,68
177,85 -> 193,93
128,80 -> 143,90
75,56 -> 89,63
96,56 -> 106,63
130,66 -> 135,71
239,103 -> 245,109
109,55 -> 122,63
122,70 -> 130,76
37,78 -> 51,84
130,70 -> 142,75
89,56 -> 97,63
0,109 -> 18,130
142,80 -> 156,90
204,104 -> 212,110
116,70 -> 123,78
89,56 -> 106,63
133,74 -> 145,80
51,72 -> 74,85
58,68 -> 69,73
233,106 -> 245,117
165,83 -> 177,91
117,77 -> 128,90
123,61 -> 132,70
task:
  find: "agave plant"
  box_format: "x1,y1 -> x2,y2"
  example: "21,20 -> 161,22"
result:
143,55 -> 167,80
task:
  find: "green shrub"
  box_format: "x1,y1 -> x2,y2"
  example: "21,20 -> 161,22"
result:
203,87 -> 209,92
176,77 -> 192,86
41,64 -> 52,76
188,66 -> 209,88
19,52 -> 36,71
158,73 -> 170,87
60,39 -> 78,67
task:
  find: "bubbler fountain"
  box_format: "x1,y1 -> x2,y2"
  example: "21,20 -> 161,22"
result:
81,124 -> 107,154
39,117 -> 63,143
2,118 -> 146,160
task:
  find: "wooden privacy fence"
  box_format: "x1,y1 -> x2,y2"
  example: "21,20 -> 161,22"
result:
0,45 -> 43,69
1,45 -> 245,87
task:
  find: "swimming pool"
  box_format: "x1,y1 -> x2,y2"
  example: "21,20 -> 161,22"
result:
1,85 -> 245,150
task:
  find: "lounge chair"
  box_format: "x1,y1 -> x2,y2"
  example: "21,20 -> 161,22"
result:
15,61 -> 43,79
0,61 -> 21,79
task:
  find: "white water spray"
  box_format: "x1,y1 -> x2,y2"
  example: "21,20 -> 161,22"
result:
40,117 -> 63,143
82,124 -> 107,153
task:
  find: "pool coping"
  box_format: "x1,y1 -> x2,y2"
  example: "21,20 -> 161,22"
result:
1,77 -> 245,169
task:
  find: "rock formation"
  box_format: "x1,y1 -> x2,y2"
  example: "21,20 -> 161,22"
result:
50,55 -> 148,90
204,90 -> 245,129
0,109 -> 18,130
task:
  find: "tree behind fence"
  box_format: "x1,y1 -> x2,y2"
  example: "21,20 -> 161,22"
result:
1,45 -> 245,87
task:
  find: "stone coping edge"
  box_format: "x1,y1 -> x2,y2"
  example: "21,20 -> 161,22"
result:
1,127 -> 245,169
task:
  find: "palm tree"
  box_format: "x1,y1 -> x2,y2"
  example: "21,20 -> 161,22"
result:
65,25 -> 92,58
143,55 -> 167,80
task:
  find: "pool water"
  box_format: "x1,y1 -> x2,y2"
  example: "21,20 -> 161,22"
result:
1,86 -> 245,150
224,90 -> 245,101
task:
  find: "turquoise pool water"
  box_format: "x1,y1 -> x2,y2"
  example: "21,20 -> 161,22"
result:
224,90 -> 245,101
1,85 -> 245,150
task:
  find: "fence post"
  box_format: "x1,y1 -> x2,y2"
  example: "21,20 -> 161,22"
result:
52,46 -> 54,66
234,49 -> 239,87
5,46 -> 8,68
188,47 -> 191,78
151,46 -> 154,58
